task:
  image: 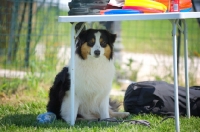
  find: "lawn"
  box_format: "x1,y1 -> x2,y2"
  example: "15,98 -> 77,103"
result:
0,89 -> 200,132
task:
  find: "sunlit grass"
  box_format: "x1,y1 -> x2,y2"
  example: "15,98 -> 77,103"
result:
0,89 -> 200,132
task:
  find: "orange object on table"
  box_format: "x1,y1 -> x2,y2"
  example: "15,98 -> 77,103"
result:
170,0 -> 180,12
154,0 -> 192,10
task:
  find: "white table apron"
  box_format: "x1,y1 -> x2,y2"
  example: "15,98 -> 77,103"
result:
58,12 -> 200,132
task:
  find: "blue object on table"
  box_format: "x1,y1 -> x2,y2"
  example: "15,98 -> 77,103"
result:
180,8 -> 192,12
37,112 -> 56,123
104,9 -> 142,15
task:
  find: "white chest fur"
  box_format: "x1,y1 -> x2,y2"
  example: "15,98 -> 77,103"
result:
67,55 -> 115,118
69,55 -> 115,99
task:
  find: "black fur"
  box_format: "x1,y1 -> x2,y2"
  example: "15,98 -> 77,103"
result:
46,67 -> 70,119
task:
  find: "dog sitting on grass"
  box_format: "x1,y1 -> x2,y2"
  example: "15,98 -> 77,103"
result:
46,29 -> 130,123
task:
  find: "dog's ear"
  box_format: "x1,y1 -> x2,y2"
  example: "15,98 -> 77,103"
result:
78,30 -> 87,42
105,30 -> 117,44
110,33 -> 117,44
76,30 -> 88,49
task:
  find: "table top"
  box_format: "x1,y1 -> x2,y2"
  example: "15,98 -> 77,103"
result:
58,12 -> 200,22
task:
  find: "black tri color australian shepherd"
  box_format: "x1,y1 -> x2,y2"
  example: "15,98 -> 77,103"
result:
47,29 -> 130,123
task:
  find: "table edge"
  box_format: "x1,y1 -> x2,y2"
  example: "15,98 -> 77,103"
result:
58,12 -> 200,22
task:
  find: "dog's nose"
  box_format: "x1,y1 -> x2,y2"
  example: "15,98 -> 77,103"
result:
94,50 -> 100,56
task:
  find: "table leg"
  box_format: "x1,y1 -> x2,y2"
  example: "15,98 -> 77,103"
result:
182,19 -> 190,118
172,19 -> 180,132
70,23 -> 86,126
70,23 -> 76,126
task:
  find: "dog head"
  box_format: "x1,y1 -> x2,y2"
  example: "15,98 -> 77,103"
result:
76,29 -> 116,60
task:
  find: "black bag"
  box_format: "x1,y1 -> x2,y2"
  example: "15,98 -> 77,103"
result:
124,81 -> 200,117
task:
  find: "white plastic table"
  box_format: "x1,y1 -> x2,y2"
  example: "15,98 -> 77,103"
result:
58,12 -> 200,132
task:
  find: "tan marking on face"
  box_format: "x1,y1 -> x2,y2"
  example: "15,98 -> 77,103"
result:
104,44 -> 111,59
81,42 -> 91,59
100,38 -> 103,43
89,38 -> 95,44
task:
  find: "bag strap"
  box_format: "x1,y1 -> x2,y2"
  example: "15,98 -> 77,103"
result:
145,100 -> 159,111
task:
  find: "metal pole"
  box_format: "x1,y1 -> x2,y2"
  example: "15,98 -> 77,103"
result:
69,22 -> 85,126
7,0 -> 19,63
70,23 -> 76,126
177,21 -> 181,76
13,2 -> 27,60
182,19 -> 190,118
25,0 -> 33,67
172,19 -> 180,132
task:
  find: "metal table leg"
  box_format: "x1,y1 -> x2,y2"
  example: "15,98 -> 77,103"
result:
176,19 -> 190,119
182,19 -> 190,118
172,19 -> 180,132
70,23 -> 86,126
70,23 -> 76,126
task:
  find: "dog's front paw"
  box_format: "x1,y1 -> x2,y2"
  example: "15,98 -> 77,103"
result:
124,112 -> 130,118
110,111 -> 130,119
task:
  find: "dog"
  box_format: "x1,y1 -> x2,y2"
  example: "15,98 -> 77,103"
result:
47,29 -> 130,123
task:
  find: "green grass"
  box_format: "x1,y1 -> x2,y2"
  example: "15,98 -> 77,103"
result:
0,90 -> 200,132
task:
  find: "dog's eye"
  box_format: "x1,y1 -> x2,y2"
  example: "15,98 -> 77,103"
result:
87,40 -> 94,47
100,41 -> 107,47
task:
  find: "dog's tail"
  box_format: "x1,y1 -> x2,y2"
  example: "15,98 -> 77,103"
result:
109,99 -> 120,112
47,67 -> 70,119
